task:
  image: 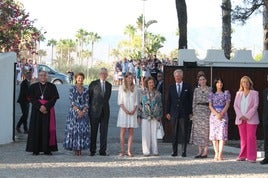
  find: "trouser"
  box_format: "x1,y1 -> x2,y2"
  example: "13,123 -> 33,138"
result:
141,119 -> 158,155
90,112 -> 109,154
171,118 -> 188,155
263,122 -> 268,158
17,103 -> 29,131
237,121 -> 257,161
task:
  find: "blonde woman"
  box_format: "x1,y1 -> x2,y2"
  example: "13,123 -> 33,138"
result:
234,76 -> 259,163
117,72 -> 138,157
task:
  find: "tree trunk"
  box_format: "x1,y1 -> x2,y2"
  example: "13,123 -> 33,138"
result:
263,4 -> 268,50
221,0 -> 232,59
176,0 -> 187,49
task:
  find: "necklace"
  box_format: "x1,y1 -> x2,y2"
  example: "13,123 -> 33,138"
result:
39,82 -> 47,99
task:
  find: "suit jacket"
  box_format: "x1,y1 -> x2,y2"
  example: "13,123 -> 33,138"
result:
166,82 -> 193,119
17,79 -> 30,104
263,88 -> 268,123
88,79 -> 112,118
234,90 -> 259,125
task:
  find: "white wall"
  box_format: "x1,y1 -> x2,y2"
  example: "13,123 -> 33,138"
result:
178,49 -> 268,67
0,52 -> 16,144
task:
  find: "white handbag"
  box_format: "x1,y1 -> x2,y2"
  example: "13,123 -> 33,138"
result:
156,121 -> 164,139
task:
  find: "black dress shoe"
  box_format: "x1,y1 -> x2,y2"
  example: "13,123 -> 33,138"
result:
194,154 -> 202,158
260,158 -> 268,165
33,152 -> 39,155
23,130 -> 28,134
99,152 -> 109,156
16,127 -> 22,134
90,152 -> 95,156
171,153 -> 178,157
181,153 -> 186,157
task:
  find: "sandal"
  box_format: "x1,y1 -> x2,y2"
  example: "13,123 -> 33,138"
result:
118,152 -> 124,157
127,152 -> 134,157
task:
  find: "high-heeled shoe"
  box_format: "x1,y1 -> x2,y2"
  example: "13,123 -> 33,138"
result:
200,155 -> 208,158
118,152 -> 124,157
194,154 -> 202,158
74,150 -> 81,156
127,152 -> 134,157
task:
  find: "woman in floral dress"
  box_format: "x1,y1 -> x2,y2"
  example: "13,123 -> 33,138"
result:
138,76 -> 163,156
190,74 -> 211,158
209,78 -> 231,161
63,73 -> 90,156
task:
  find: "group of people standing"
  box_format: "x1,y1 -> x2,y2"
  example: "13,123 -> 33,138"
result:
19,65 -> 268,165
190,72 -> 268,164
23,68 -> 112,156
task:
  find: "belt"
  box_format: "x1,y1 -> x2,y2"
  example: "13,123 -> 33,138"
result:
197,103 -> 209,106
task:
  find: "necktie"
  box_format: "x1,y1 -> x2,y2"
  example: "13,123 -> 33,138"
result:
177,84 -> 181,97
101,81 -> 105,95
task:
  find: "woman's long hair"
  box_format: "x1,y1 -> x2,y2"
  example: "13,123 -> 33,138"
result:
123,72 -> 134,92
212,78 -> 225,93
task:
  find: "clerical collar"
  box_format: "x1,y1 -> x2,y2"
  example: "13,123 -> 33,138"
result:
40,82 -> 47,85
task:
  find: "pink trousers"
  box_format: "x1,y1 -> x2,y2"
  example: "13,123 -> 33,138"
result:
237,121 -> 257,161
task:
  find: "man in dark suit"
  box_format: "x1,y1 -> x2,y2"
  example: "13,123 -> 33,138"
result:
16,71 -> 32,134
88,68 -> 112,156
261,74 -> 268,164
166,69 -> 193,157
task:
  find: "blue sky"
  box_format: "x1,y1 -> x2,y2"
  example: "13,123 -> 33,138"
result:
19,0 -> 262,61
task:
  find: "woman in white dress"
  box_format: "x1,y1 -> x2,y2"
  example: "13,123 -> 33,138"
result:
117,72 -> 138,157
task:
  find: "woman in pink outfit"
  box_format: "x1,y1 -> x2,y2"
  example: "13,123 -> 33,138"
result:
234,76 -> 259,163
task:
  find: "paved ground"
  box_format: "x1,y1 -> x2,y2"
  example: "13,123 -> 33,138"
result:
0,84 -> 268,178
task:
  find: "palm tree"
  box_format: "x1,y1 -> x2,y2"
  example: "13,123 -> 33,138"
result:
37,49 -> 47,63
88,32 -> 101,68
110,48 -> 121,61
75,29 -> 89,64
145,33 -> 166,56
136,15 -> 157,32
136,14 -> 157,57
47,39 -> 57,63
65,39 -> 76,66
124,24 -> 136,41
55,39 -> 75,67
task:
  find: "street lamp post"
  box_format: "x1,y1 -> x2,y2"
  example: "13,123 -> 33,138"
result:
142,0 -> 146,59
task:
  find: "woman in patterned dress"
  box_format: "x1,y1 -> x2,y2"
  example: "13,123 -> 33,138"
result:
117,72 -> 138,157
63,73 -> 90,156
209,78 -> 231,161
190,74 -> 211,158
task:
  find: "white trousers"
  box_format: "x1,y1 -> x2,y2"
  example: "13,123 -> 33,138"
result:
141,119 -> 158,155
